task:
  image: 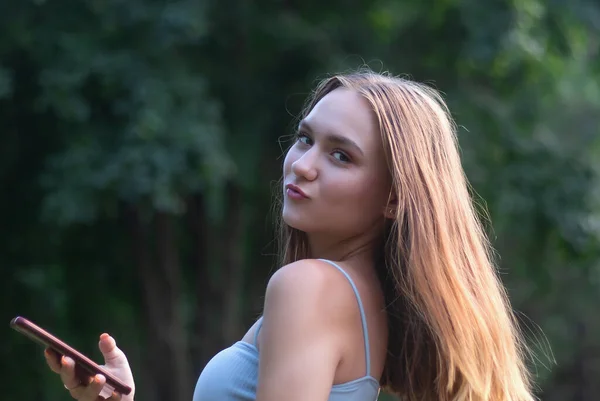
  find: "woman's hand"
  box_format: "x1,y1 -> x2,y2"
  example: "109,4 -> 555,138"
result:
44,333 -> 135,401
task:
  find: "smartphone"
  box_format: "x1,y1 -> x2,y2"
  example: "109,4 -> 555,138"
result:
10,316 -> 132,396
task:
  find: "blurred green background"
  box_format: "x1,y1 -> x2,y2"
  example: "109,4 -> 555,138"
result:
1,0 -> 599,400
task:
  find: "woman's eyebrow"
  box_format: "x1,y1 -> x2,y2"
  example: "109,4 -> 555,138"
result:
298,120 -> 364,156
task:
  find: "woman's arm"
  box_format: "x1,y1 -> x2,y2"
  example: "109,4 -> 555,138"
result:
255,259 -> 349,401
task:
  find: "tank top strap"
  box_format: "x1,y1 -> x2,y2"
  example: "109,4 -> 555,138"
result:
253,316 -> 264,346
318,259 -> 371,376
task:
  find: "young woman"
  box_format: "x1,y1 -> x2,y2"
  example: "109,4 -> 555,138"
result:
44,70 -> 535,401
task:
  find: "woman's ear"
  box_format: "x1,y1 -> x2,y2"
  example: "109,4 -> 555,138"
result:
383,197 -> 398,220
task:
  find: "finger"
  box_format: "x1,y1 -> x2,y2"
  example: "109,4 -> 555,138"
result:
98,334 -> 126,366
44,348 -> 62,374
60,356 -> 83,391
64,376 -> 95,400
78,374 -> 106,401
104,391 -> 123,401
66,384 -> 87,401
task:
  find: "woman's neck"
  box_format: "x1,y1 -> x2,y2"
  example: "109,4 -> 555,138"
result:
306,229 -> 381,266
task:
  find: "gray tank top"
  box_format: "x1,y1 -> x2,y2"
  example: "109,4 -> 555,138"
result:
193,259 -> 380,401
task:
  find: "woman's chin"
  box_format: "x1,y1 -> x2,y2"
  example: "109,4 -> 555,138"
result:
282,211 -> 310,232
282,218 -> 303,231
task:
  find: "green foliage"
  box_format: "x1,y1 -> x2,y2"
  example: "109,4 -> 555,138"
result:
1,0 -> 599,400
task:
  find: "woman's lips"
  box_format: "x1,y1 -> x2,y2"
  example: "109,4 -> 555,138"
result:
285,184 -> 309,200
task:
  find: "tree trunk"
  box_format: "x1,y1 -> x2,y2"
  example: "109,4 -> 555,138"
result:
187,193 -> 218,370
155,211 -> 193,401
124,205 -> 193,401
124,205 -> 159,401
574,319 -> 587,401
219,181 -> 247,346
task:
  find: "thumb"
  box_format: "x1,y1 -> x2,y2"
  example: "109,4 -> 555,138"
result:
98,333 -> 127,366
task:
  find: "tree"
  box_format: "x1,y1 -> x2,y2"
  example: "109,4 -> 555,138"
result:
1,0 -> 599,400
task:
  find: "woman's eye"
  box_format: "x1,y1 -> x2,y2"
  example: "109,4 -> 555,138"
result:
297,133 -> 312,146
332,151 -> 350,163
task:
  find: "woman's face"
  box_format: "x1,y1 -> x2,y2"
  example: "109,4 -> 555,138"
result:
282,88 -> 392,238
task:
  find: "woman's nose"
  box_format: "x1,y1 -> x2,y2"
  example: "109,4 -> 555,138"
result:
291,149 -> 318,181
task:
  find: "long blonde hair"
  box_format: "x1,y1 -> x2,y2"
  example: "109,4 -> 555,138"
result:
275,70 -> 535,401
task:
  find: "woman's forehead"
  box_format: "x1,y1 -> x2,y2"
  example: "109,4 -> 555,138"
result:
303,88 -> 379,151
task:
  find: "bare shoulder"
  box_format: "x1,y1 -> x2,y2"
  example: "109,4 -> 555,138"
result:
255,259 -> 363,400
264,259 -> 359,322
